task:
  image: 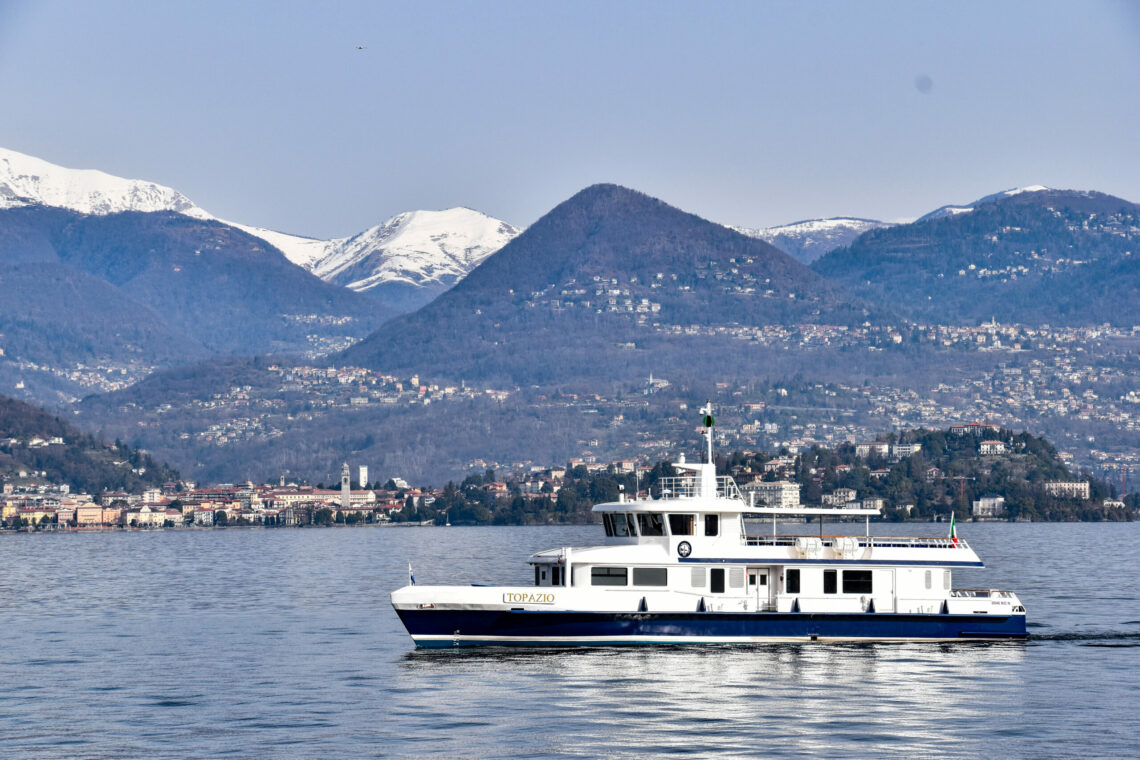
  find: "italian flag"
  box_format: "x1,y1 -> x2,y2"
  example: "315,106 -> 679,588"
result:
949,511 -> 958,545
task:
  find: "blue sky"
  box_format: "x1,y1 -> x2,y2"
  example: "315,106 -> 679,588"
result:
1,0 -> 1137,237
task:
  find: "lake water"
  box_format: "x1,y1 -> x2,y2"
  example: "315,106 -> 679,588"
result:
0,522 -> 1137,759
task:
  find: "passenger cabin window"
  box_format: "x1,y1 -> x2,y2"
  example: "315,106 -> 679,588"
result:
534,566 -> 541,586
604,513 -> 637,537
924,570 -> 932,590
690,567 -> 706,588
591,567 -> 628,586
842,570 -> 873,594
823,569 -> 837,594
786,569 -> 800,594
944,570 -> 951,590
637,513 -> 665,537
710,568 -> 725,593
668,514 -> 695,535
633,567 -> 668,586
704,515 -> 719,537
552,567 -> 562,586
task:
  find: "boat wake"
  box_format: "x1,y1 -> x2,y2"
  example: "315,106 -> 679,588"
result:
1031,630 -> 1140,647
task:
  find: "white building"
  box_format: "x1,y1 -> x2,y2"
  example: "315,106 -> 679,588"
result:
891,443 -> 923,458
855,442 -> 890,459
746,481 -> 801,509
979,440 -> 1006,455
1044,481 -> 1090,499
972,495 -> 1006,518
822,488 -> 857,506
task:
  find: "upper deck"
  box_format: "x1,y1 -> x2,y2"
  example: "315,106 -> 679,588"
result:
582,404 -> 978,566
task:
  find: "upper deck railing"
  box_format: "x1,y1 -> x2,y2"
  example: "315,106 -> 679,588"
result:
657,476 -> 744,502
741,534 -> 970,550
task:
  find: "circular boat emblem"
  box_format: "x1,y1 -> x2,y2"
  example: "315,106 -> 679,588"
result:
677,541 -> 692,558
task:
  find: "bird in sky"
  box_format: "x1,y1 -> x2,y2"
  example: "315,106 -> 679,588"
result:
356,45 -> 366,50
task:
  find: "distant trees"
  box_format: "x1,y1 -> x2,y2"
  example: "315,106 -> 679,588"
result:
728,427 -> 1126,522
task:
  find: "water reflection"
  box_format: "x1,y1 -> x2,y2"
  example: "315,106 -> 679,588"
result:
394,643 -> 1027,758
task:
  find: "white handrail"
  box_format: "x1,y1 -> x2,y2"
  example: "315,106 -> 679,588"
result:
742,534 -> 970,550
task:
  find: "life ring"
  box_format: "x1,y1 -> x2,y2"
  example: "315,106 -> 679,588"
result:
677,541 -> 692,558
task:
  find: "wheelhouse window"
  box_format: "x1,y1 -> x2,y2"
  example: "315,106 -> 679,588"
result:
604,512 -> 637,537
637,513 -> 665,537
633,567 -> 668,586
786,569 -> 800,594
552,566 -> 562,586
823,569 -> 837,594
704,514 -> 719,537
591,567 -> 628,586
842,570 -> 873,594
668,513 -> 695,536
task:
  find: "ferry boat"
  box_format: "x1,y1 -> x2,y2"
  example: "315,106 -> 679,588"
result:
391,406 -> 1028,647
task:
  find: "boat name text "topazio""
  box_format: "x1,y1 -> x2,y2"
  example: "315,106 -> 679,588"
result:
502,592 -> 556,604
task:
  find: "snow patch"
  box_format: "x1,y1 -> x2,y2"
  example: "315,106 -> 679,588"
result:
920,185 -> 1053,222
0,146 -> 211,219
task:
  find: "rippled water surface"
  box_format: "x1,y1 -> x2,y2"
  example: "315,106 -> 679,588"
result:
1,522 -> 1137,758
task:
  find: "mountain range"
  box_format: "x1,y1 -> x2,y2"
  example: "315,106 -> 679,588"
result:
338,183 -> 882,384
813,187 -> 1140,325
0,147 -> 519,313
59,173 -> 1140,485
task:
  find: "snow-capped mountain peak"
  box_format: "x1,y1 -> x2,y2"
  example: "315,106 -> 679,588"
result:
306,207 -> 520,307
0,146 -> 520,313
0,146 -> 211,219
733,217 -> 891,264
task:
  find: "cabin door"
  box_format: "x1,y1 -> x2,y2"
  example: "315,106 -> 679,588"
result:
747,568 -> 771,611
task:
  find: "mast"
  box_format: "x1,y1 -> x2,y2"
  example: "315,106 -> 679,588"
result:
699,401 -> 716,498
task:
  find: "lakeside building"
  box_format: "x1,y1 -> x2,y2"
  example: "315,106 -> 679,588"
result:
1044,481 -> 1091,499
972,495 -> 1007,518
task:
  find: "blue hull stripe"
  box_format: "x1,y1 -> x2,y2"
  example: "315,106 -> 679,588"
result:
682,557 -> 985,567
396,609 -> 1027,647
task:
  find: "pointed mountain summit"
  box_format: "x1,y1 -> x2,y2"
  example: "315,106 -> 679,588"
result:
813,188 -> 1140,325
338,184 -> 879,383
231,207 -> 519,312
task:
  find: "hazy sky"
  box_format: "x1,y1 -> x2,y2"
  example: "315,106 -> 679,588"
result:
1,1 -> 1137,238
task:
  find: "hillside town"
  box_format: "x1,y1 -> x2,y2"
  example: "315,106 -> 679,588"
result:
66,316 -> 1140,490
4,423 -> 1133,531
